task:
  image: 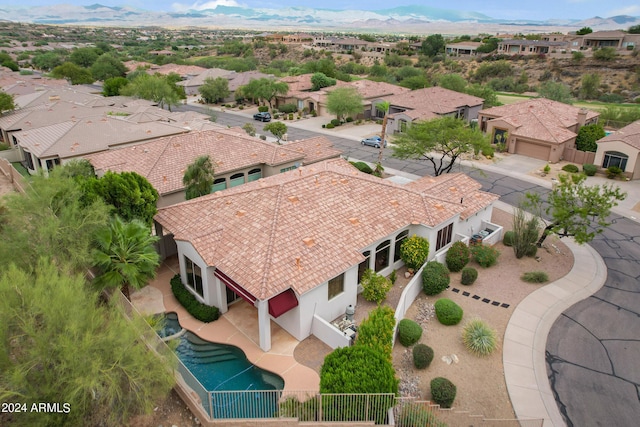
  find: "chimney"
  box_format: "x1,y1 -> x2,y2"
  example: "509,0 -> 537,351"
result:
577,108 -> 588,130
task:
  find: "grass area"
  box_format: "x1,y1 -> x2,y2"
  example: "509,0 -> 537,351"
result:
496,92 -> 640,112
11,162 -> 30,177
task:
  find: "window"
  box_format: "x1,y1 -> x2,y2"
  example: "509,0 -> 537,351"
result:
24,150 -> 35,171
248,168 -> 262,182
45,158 -> 60,172
375,240 -> 391,272
328,272 -> 344,300
184,256 -> 203,297
603,151 -> 628,171
394,230 -> 409,262
229,172 -> 245,188
358,251 -> 371,283
280,165 -> 298,173
436,223 -> 453,251
211,177 -> 226,193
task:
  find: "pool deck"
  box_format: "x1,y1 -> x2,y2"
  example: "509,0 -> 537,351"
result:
131,256 -> 321,394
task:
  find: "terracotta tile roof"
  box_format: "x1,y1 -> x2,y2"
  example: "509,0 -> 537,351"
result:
598,120 -> 640,151
86,129 -> 330,195
280,74 -> 314,93
283,136 -> 342,165
155,159 -> 495,300
176,68 -> 235,87
147,64 -> 207,77
385,87 -> 484,112
341,79 -> 410,100
227,71 -> 274,91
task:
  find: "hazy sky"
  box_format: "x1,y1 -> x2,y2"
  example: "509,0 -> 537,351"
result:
9,0 -> 640,21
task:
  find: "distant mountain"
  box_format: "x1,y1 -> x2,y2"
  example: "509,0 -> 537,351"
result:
0,3 -> 638,32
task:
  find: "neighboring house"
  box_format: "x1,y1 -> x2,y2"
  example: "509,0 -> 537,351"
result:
541,31 -> 640,53
153,158 -> 500,352
86,128 -> 342,207
478,98 -> 600,162
445,41 -> 483,56
497,39 -> 567,55
373,87 -> 484,134
594,121 -> 640,180
176,69 -> 274,99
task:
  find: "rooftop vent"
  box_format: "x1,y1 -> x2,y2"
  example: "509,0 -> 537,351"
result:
389,199 -> 399,207
236,210 -> 246,217
348,218 -> 360,225
288,196 -> 299,204
302,237 -> 315,247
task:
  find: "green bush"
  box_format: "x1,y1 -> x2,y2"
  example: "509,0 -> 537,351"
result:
471,245 -> 500,268
397,319 -> 423,347
561,164 -> 580,173
434,298 -> 464,325
330,118 -> 341,127
607,165 -> 623,179
345,117 -> 354,122
400,235 -> 430,271
356,306 -> 396,359
170,274 -> 219,322
278,103 -> 297,114
583,163 -> 597,176
326,123 -> 335,129
412,344 -> 434,369
390,269 -> 397,284
445,241 -> 470,272
421,261 -> 450,295
0,142 -> 10,151
462,319 -> 498,356
430,377 -> 457,408
521,271 -> 549,283
360,269 -> 392,304
258,105 -> 269,112
396,402 -> 446,427
502,230 -> 515,246
350,161 -> 373,174
461,267 -> 478,285
481,145 -> 495,157
526,244 -> 538,258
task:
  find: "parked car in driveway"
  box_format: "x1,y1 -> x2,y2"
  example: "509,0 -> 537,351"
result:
253,112 -> 271,122
361,136 -> 387,148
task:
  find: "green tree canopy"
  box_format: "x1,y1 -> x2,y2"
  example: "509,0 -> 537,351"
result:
92,216 -> 160,299
120,73 -> 181,111
438,74 -> 468,93
0,91 -> 16,116
0,260 -> 174,426
50,62 -> 95,85
237,78 -> 288,109
537,81 -> 573,104
421,34 -> 445,57
183,155 -> 215,200
310,72 -> 336,91
629,24 -> 640,34
90,53 -> 127,81
526,173 -> 626,247
102,76 -> 129,96
393,116 -> 489,176
575,123 -> 606,152
576,27 -> 593,35
32,51 -> 63,71
326,86 -> 363,122
580,73 -> 601,100
69,46 -> 100,67
199,77 -> 230,104
264,121 -> 288,143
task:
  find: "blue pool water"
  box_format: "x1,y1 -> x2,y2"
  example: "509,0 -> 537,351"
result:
159,312 -> 284,418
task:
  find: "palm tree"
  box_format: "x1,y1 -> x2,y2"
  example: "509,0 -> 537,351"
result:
92,216 -> 160,300
375,101 -> 390,177
183,155 -> 215,200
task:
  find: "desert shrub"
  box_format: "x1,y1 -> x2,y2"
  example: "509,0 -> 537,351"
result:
561,164 -> 580,173
471,245 -> 500,267
397,319 -> 423,347
396,402 -> 446,427
526,244 -> 538,257
345,117 -> 354,122
258,105 -> 269,112
259,135 -> 267,140
400,235 -> 430,271
582,163 -> 597,176
326,123 -> 335,129
445,241 -> 470,272
462,319 -> 498,356
356,305 -> 396,359
413,344 -> 434,369
512,206 -> 540,259
350,161 -> 373,174
502,230 -> 515,246
390,269 -> 397,284
434,298 -> 463,325
421,261 -> 450,295
278,103 -> 297,113
170,274 -> 219,322
330,118 -> 341,126
0,142 -> 10,151
481,145 -> 495,157
430,377 -> 457,408
521,271 -> 549,283
360,269 -> 392,304
461,267 -> 478,285
607,166 -> 623,179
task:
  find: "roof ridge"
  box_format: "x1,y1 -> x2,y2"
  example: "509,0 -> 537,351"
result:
257,183 -> 286,299
144,132 -> 180,179
529,110 -> 566,143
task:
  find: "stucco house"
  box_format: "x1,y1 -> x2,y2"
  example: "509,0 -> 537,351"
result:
594,120 -> 640,180
86,128 -> 342,207
373,87 -> 484,134
445,41 -> 483,56
478,98 -> 600,162
153,158 -> 500,351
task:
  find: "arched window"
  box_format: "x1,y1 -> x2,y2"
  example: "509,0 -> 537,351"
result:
394,230 -> 409,262
211,177 -> 226,193
248,168 -> 262,182
229,172 -> 245,188
603,151 -> 628,171
375,240 -> 391,272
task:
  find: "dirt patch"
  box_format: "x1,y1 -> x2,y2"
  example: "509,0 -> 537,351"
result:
129,389 -> 200,427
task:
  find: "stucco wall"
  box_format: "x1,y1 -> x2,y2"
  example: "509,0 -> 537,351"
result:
176,240 -> 212,305
595,140 -> 640,179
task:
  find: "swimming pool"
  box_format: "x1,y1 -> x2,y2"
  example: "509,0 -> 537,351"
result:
160,312 -> 284,418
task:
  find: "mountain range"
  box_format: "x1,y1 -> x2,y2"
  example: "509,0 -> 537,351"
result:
0,3 -> 638,33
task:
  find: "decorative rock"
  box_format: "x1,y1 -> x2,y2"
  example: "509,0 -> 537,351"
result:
442,355 -> 452,365
404,271 -> 411,279
451,354 -> 459,364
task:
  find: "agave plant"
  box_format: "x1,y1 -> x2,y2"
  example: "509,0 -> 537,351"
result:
462,318 -> 498,356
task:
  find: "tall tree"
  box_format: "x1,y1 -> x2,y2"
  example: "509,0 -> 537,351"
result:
90,53 -> 127,81
375,100 -> 390,176
0,260 -> 174,426
120,73 -> 180,111
575,123 -> 605,152
50,62 -> 95,85
525,173 -> 626,247
92,216 -> 160,300
182,155 -> 215,200
310,72 -> 336,91
326,86 -> 363,122
69,46 -> 100,67
199,77 -> 230,104
421,34 -> 445,57
264,121 -> 288,144
393,116 -> 489,176
0,91 -> 15,116
237,78 -> 288,109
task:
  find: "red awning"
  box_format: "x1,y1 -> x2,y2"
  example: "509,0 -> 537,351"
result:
268,289 -> 299,318
215,269 -> 256,304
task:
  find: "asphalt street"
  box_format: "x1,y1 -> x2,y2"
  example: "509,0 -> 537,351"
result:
179,104 -> 640,426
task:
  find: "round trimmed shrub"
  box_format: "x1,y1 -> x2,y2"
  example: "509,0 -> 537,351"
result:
412,344 -> 434,369
350,161 -> 373,174
445,241 -> 470,272
326,123 -> 335,129
470,245 -> 500,268
434,298 -> 463,326
583,163 -> 597,176
400,235 -> 430,271
258,105 -> 269,113
430,377 -> 457,408
397,319 -> 422,347
421,261 -> 450,295
462,319 -> 498,357
460,267 -> 478,286
502,230 -> 515,246
561,164 -> 580,173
